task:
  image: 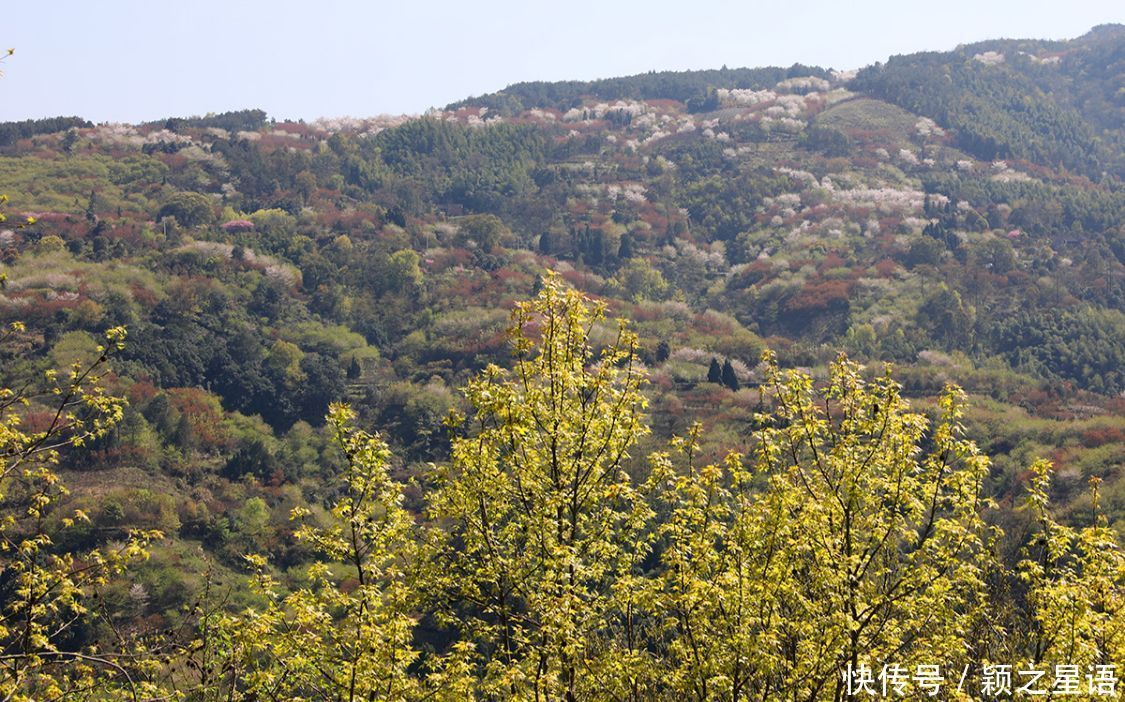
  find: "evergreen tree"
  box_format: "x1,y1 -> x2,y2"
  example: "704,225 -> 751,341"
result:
347,356 -> 362,380
721,358 -> 740,390
707,357 -> 722,383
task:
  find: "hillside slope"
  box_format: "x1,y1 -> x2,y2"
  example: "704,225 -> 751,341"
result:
0,26 -> 1122,635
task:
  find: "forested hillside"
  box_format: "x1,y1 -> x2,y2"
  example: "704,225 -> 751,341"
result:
0,25 -> 1122,699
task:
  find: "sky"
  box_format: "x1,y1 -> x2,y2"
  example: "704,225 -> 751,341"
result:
1,0 -> 1121,124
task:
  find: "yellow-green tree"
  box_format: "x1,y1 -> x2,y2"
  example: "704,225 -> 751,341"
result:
0,320 -> 160,700
1011,461 -> 1124,699
656,352 -> 996,700
178,403 -> 466,701
428,274 -> 659,700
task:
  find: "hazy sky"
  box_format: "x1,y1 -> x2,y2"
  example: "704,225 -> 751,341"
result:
1,1 -> 1121,123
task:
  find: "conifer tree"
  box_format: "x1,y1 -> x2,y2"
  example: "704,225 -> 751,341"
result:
707,357 -> 722,384
720,358 -> 740,390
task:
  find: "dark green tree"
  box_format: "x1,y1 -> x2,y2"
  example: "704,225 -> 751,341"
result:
708,357 -> 723,384
721,358 -> 740,390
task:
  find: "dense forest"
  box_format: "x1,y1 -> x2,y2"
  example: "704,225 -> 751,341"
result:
0,25 -> 1122,700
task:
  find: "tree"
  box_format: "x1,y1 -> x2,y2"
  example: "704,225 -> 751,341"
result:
655,352 -> 995,700
918,285 -> 974,349
707,357 -> 722,384
347,356 -> 362,380
904,237 -> 944,268
0,322 -> 159,700
386,249 -> 423,290
456,214 -> 507,252
1015,462 -> 1124,681
156,191 -> 215,229
0,167 -> 153,698
221,439 -> 277,481
177,402 -> 477,697
295,352 -> 346,426
182,404 -> 470,701
720,358 -> 740,391
429,274 -> 658,699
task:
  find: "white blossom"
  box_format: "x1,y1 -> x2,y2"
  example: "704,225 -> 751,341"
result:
717,88 -> 777,107
913,117 -> 944,137
777,167 -> 818,184
973,51 -> 1005,65
776,76 -> 830,93
525,108 -> 556,121
830,185 -> 927,214
5,272 -> 80,292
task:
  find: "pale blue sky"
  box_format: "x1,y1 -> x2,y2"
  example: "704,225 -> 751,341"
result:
1,1 -> 1121,123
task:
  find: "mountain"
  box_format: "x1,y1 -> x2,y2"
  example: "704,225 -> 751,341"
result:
851,24 -> 1125,177
0,25 -> 1122,665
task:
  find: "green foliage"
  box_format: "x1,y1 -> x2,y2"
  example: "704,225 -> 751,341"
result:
369,118 -> 545,213
720,357 -> 740,390
157,191 -> 215,228
707,357 -> 722,383
991,307 -> 1125,393
456,213 -> 508,251
157,109 -> 267,133
652,353 -> 997,700
0,116 -> 91,148
0,324 -> 161,700
851,30 -> 1119,176
2,32 -> 1124,698
448,64 -> 831,115
801,124 -> 852,157
1017,462 -> 1125,672
180,404 -> 459,701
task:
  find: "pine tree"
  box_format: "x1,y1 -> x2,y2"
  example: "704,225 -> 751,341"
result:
707,357 -> 722,384
720,358 -> 740,390
347,356 -> 362,380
